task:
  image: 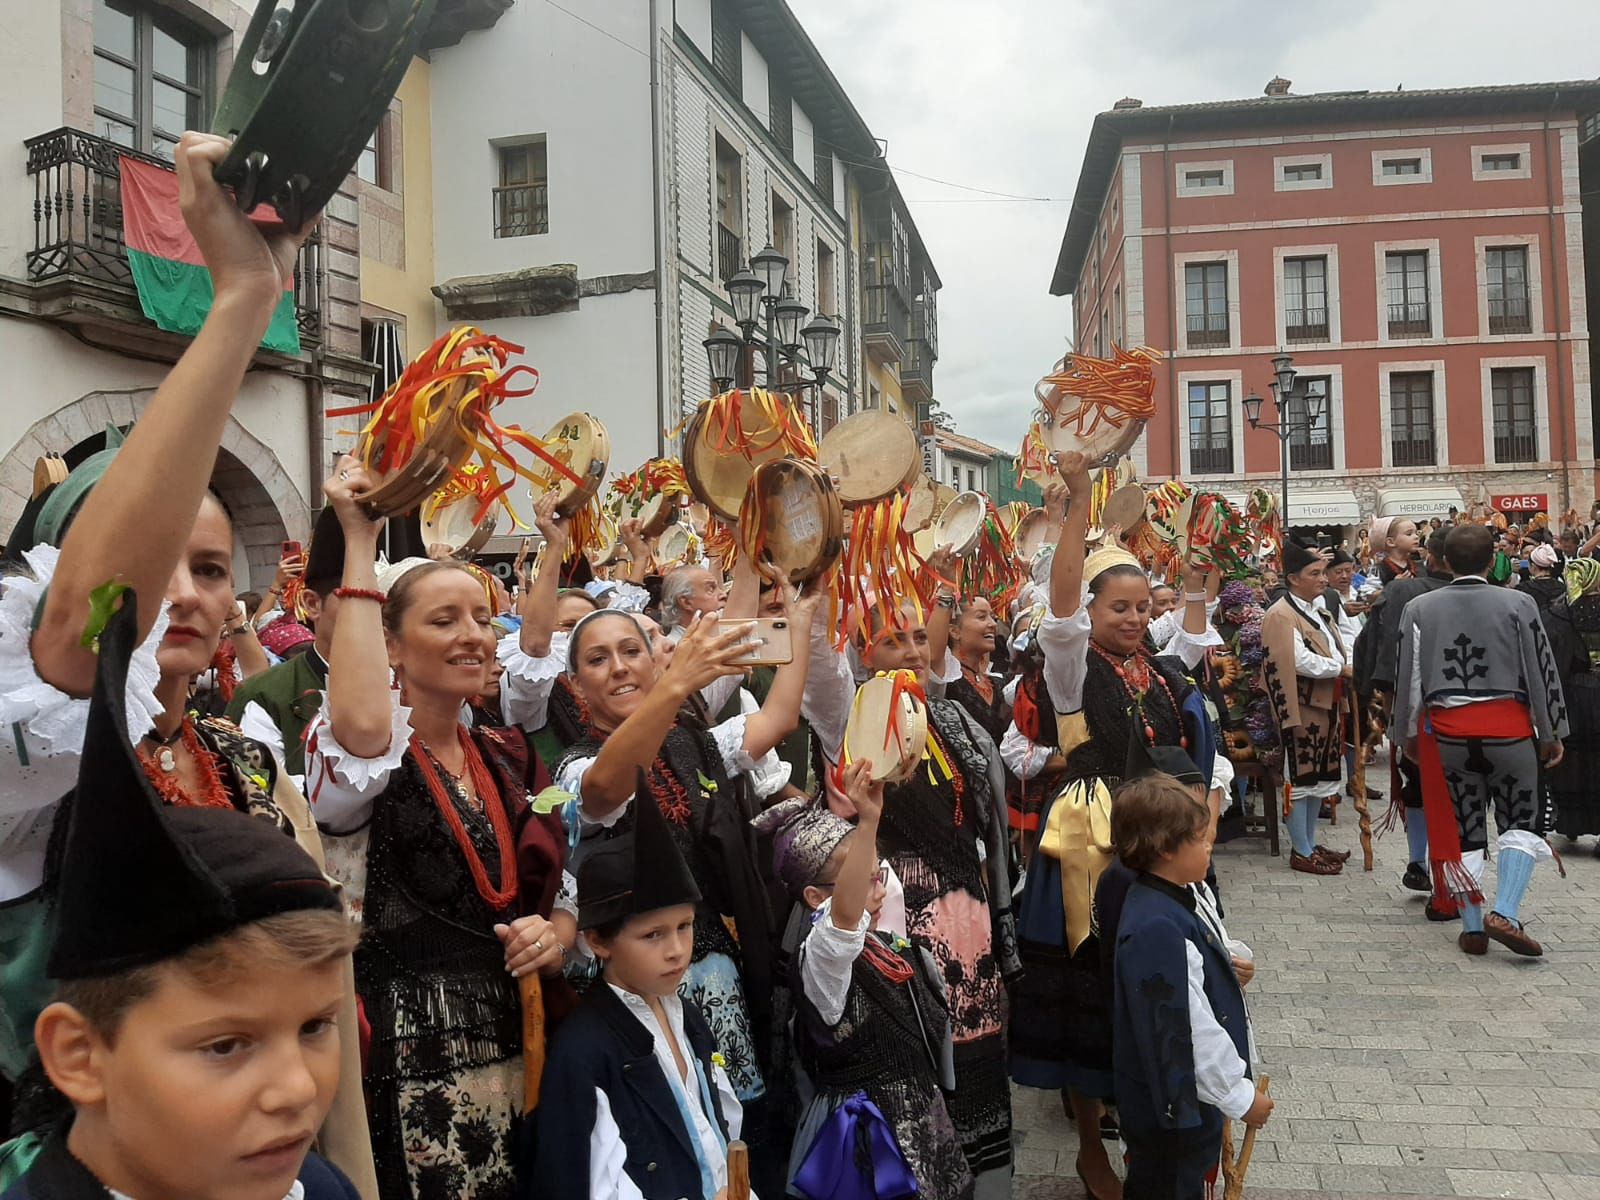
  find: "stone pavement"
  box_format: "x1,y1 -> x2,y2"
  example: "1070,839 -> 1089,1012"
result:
1013,805 -> 1600,1199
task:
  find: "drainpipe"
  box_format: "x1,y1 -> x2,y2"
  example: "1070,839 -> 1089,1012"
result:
1162,115 -> 1178,479
1542,91 -> 1573,513
649,0 -> 669,454
307,229 -> 330,524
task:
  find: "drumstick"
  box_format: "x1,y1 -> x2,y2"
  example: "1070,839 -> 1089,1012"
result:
518,973 -> 546,1113
726,1140 -> 751,1200
1224,1075 -> 1270,1200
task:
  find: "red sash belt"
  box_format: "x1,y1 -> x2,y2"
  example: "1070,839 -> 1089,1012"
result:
1415,697 -> 1532,905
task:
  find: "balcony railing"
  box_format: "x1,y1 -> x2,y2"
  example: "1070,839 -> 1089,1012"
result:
1387,301 -> 1431,336
1186,312 -> 1229,348
1391,436 -> 1436,467
25,126 -> 320,346
912,295 -> 938,357
1189,443 -> 1234,474
1284,308 -> 1330,343
1493,428 -> 1538,463
716,223 -> 741,284
1488,296 -> 1531,335
1289,439 -> 1334,471
492,182 -> 548,238
902,335 -> 934,401
863,283 -> 909,364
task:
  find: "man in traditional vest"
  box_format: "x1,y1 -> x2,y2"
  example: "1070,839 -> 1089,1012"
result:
1395,523 -> 1568,958
1261,539 -> 1351,875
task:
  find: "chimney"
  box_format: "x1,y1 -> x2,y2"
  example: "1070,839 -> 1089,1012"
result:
1264,76 -> 1292,97
1112,96 -> 1143,110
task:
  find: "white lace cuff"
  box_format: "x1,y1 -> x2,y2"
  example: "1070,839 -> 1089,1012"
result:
0,544 -> 169,756
554,869 -> 579,918
498,630 -> 565,731
710,712 -> 757,776
607,582 -> 650,613
303,689 -> 414,834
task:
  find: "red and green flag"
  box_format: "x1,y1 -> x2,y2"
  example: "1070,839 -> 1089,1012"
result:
118,155 -> 301,354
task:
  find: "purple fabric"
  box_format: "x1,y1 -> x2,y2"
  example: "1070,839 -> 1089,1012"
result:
793,1092 -> 920,1200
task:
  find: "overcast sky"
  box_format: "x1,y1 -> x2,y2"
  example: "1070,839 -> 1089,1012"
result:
789,0 -> 1600,454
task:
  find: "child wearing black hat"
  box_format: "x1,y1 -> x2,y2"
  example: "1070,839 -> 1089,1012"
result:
536,781 -> 743,1200
3,597 -> 361,1200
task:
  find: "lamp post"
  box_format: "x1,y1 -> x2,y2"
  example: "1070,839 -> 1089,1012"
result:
1243,353 -> 1329,534
701,244 -> 840,415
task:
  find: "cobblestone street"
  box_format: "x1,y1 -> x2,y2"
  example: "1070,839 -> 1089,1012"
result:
1013,808 -> 1600,1199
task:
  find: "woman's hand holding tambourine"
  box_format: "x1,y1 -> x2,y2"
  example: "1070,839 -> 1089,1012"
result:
532,490 -> 570,557
1056,450 -> 1093,497
324,454 -> 385,543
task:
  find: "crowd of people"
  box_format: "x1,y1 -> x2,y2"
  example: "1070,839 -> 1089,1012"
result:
0,133 -> 1588,1200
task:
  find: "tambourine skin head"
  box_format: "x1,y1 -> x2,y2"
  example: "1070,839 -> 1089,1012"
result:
421,490 -> 499,558
844,673 -> 929,784
212,0 -> 439,230
535,412 -> 610,517
932,491 -> 986,558
819,410 -> 920,508
744,460 -> 844,585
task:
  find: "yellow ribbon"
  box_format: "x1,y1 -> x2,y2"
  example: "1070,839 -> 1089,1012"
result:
1037,776 -> 1115,954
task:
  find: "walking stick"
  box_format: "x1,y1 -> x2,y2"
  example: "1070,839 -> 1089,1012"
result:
1220,1117 -> 1237,1193
1223,1075 -> 1271,1200
727,1141 -> 751,1200
519,974 -> 546,1112
1347,688 -> 1373,871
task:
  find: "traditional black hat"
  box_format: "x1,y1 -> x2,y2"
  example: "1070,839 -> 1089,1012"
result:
1123,721 -> 1205,788
1281,538 -> 1317,576
576,773 -> 702,931
1327,546 -> 1354,567
47,593 -> 339,980
301,505 -> 347,594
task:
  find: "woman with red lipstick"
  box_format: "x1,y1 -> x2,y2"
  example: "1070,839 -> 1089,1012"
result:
0,133 -> 375,1196
307,457 -> 570,1200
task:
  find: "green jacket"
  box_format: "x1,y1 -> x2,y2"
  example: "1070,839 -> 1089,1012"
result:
224,649 -> 328,776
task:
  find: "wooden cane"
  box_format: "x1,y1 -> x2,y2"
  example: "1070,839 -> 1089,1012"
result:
726,1141 -> 751,1200
1347,689 -> 1374,871
1223,1076 -> 1271,1200
519,973 -> 546,1113
1220,1117 -> 1237,1193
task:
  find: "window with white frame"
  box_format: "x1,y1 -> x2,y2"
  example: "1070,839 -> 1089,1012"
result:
1491,367 -> 1537,462
1287,376 -> 1333,471
1283,257 -> 1329,343
1485,246 -> 1531,334
1389,372 -> 1436,466
1184,262 -> 1229,348
1385,251 -> 1431,337
714,135 -> 743,283
1473,144 -> 1531,180
1373,148 -> 1433,185
1187,381 -> 1234,474
1176,161 -> 1234,197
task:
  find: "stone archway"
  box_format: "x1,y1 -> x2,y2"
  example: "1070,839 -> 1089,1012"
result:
0,388 -> 310,591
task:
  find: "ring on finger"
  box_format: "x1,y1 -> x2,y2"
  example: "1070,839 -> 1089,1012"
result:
339,470 -> 349,480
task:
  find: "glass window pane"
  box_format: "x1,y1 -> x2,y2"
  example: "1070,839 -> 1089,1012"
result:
153,79 -> 198,140
357,138 -> 378,184
94,55 -> 136,123
97,115 -> 136,147
95,0 -> 135,59
152,22 -> 198,85
151,133 -> 179,162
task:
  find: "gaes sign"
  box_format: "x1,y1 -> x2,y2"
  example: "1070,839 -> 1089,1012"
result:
1490,494 -> 1548,513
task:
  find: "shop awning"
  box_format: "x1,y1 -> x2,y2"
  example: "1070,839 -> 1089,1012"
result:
1379,487 -> 1464,519
1287,489 -> 1361,525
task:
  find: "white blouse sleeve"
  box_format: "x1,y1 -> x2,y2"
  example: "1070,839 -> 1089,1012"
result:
498,629 -> 564,732
1000,720 -> 1053,780
926,648 -> 961,700
1161,622 -> 1223,670
797,901 -> 868,1028
606,582 -> 650,613
303,690 -> 414,834
1037,606 -> 1092,713
804,622 -> 856,762
1187,940 -> 1257,1119
737,688 -> 793,799
588,1088 -> 647,1200
1209,745 -> 1234,795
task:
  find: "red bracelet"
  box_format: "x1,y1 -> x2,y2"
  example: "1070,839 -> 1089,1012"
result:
333,587 -> 387,604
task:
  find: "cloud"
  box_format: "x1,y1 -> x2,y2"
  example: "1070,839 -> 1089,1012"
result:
788,0 -> 1600,454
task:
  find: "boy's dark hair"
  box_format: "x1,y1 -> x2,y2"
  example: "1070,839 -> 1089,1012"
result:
55,909 -> 356,1042
1111,774 -> 1210,873
1444,524 -> 1495,576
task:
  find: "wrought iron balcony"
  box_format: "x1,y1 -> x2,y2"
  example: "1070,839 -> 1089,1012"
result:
716,223 -> 741,285
1488,296 -> 1531,335
902,335 -> 934,405
1386,301 -> 1431,337
1185,312 -> 1229,349
23,127 -> 321,348
1391,436 -> 1436,467
1284,307 -> 1330,343
1289,439 -> 1334,471
1189,443 -> 1234,474
492,183 -> 548,238
863,283 -> 908,366
1493,428 -> 1538,463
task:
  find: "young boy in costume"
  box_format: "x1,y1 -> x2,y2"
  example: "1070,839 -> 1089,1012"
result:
3,596 -> 361,1200
1111,772 -> 1272,1200
757,760 -> 973,1200
536,778 -> 745,1200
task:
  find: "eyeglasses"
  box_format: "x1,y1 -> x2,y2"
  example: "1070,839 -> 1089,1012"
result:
816,863 -> 891,889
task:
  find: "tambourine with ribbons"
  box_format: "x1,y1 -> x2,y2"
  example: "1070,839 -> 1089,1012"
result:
737,459 -> 844,585
611,458 -> 690,538
527,412 -> 610,563
841,670 -> 932,784
1182,493 -> 1255,574
683,388 -> 818,523
818,410 -> 920,508
1021,345 -> 1159,484
330,326 -> 560,525
837,492 -> 926,651
957,497 -> 1024,615
1247,488 -> 1282,560
212,0 -> 435,230
421,466 -> 500,559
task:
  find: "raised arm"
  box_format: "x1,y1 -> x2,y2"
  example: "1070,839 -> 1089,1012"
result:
517,492 -> 569,658
1048,460 -> 1092,616
742,589 -> 819,759
322,455 -> 392,758
34,132 -> 313,695
830,760 -> 884,932
722,553 -> 759,621
619,520 -> 651,587
924,545 -> 958,679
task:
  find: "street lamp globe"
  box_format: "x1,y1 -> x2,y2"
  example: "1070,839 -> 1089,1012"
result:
725,269 -> 765,331
1272,353 -> 1297,399
774,293 -> 809,355
1243,392 -> 1265,426
751,244 -> 789,301
801,313 -> 841,379
702,325 -> 743,392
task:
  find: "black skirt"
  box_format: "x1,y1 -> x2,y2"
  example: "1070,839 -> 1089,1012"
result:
1552,673 -> 1600,837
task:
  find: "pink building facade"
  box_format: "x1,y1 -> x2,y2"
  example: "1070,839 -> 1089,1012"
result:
1051,81 -> 1600,531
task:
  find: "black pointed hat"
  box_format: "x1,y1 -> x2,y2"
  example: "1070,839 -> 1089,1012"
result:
1123,718 -> 1205,788
576,772 -> 702,931
302,505 -> 347,594
1281,538 -> 1317,576
47,593 -> 340,981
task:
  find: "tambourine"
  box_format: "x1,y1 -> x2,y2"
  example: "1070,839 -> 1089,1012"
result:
1146,481 -> 1196,543
656,521 -> 697,569
531,412 -> 609,517
738,460 -> 844,585
612,458 -> 689,538
931,483 -> 959,521
1013,508 -> 1051,562
1035,409 -> 1145,472
843,670 -> 929,784
684,389 -> 816,523
818,410 -> 920,507
211,0 -> 432,230
1101,483 -> 1147,535
904,473 -> 939,533
931,491 -> 987,557
421,487 -> 499,559
1032,346 -> 1159,470
587,513 -> 627,568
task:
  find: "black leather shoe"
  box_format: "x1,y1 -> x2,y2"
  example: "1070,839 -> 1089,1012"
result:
1402,862 -> 1431,892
